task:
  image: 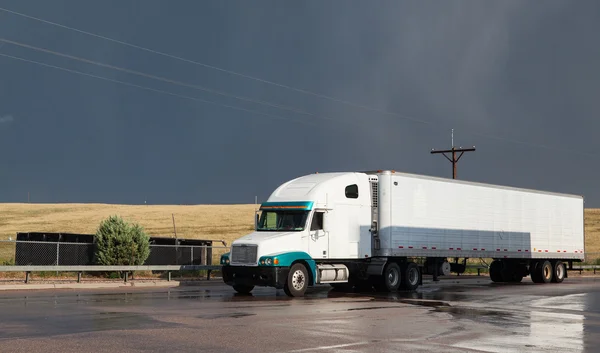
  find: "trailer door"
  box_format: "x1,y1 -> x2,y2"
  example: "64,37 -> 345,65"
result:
308,210 -> 329,259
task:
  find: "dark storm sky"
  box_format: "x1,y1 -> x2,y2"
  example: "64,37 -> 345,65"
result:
0,1 -> 599,206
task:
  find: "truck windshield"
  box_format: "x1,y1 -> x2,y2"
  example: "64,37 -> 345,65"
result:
257,211 -> 309,231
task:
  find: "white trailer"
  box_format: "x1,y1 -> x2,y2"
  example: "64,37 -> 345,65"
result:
221,170 -> 585,296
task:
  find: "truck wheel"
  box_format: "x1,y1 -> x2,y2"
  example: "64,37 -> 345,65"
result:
378,262 -> 401,292
538,260 -> 553,283
552,261 -> 565,283
284,263 -> 309,297
489,260 -> 504,283
233,285 -> 254,295
400,262 -> 421,290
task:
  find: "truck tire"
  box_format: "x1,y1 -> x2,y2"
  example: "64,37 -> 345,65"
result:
489,260 -> 504,283
552,261 -> 566,283
233,285 -> 254,295
538,260 -> 553,283
284,263 -> 309,297
400,262 -> 421,290
378,262 -> 401,292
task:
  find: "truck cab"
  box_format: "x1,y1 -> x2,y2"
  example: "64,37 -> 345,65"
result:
220,172 -> 373,296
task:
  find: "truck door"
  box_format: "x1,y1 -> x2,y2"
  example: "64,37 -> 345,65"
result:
308,210 -> 329,259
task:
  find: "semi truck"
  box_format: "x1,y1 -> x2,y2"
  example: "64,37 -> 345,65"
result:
220,170 -> 585,297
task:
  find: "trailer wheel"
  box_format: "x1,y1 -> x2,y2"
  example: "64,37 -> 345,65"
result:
539,260 -> 553,283
530,261 -> 543,283
400,262 -> 421,291
552,261 -> 565,283
284,263 -> 309,297
378,262 -> 401,292
489,260 -> 504,283
233,285 -> 254,295
510,274 -> 524,283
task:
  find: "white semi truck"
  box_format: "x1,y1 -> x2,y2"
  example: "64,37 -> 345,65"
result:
220,170 -> 585,297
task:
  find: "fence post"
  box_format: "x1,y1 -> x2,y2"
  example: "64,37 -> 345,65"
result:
25,271 -> 30,284
124,272 -> 128,283
191,246 -> 194,265
56,242 -> 60,266
77,272 -> 82,283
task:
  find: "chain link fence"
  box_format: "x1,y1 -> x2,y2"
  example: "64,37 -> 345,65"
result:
0,240 -> 229,267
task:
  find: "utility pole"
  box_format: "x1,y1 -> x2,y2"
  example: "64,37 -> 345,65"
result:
430,129 -> 475,179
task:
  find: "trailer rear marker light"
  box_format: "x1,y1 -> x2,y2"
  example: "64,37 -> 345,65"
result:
504,249 -> 508,251
422,247 -> 428,250
497,249 -> 500,251
432,247 -> 436,250
473,248 -> 477,251
518,250 -> 522,252
449,248 -> 454,250
408,246 -> 413,249
457,248 -> 462,250
481,248 -> 485,251
398,246 -> 404,249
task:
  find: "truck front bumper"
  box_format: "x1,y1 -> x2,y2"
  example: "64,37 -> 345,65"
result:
222,266 -> 289,289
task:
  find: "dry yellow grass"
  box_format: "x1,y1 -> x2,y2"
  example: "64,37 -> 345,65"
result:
0,203 -> 256,246
0,203 -> 599,254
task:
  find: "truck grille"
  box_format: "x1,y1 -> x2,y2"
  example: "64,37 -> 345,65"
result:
231,244 -> 258,264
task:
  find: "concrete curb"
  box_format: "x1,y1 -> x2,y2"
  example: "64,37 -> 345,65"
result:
0,280 -> 183,291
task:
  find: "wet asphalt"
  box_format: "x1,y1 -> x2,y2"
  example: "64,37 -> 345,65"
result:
0,275 -> 599,352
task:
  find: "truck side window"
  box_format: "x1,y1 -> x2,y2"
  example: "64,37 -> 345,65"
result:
311,212 -> 323,231
345,184 -> 359,199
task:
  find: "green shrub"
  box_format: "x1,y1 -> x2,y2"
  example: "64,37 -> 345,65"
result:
94,215 -> 150,266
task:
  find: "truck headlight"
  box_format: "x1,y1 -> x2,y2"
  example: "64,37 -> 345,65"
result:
220,253 -> 230,265
266,258 -> 272,265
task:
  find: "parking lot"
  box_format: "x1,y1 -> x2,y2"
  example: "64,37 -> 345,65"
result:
0,275 -> 598,352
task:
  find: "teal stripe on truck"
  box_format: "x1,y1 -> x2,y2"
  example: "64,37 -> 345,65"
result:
259,251 -> 317,285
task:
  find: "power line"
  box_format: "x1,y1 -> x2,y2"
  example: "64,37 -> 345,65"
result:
0,52 -> 319,127
1,7 -> 596,158
1,39 -> 596,158
0,6 -> 432,126
0,38 -> 351,127
0,8 -> 596,157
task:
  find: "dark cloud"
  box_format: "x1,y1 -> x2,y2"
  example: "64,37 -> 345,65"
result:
0,114 -> 13,124
0,0 -> 598,206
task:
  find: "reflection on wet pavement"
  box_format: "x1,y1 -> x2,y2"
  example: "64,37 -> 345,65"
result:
0,277 -> 599,352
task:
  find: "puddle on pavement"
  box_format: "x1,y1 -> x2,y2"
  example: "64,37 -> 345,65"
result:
197,312 -> 256,319
0,311 -> 181,339
432,305 -> 523,328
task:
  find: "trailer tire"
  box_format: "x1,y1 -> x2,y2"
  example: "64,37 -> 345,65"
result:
510,274 -> 524,283
400,262 -> 420,291
489,260 -> 504,283
233,285 -> 254,295
284,263 -> 309,297
539,260 -> 553,283
378,262 -> 401,292
552,261 -> 566,283
530,261 -> 543,283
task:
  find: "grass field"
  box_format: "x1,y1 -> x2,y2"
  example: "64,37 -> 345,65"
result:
0,203 -> 256,245
1,203 -> 599,255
